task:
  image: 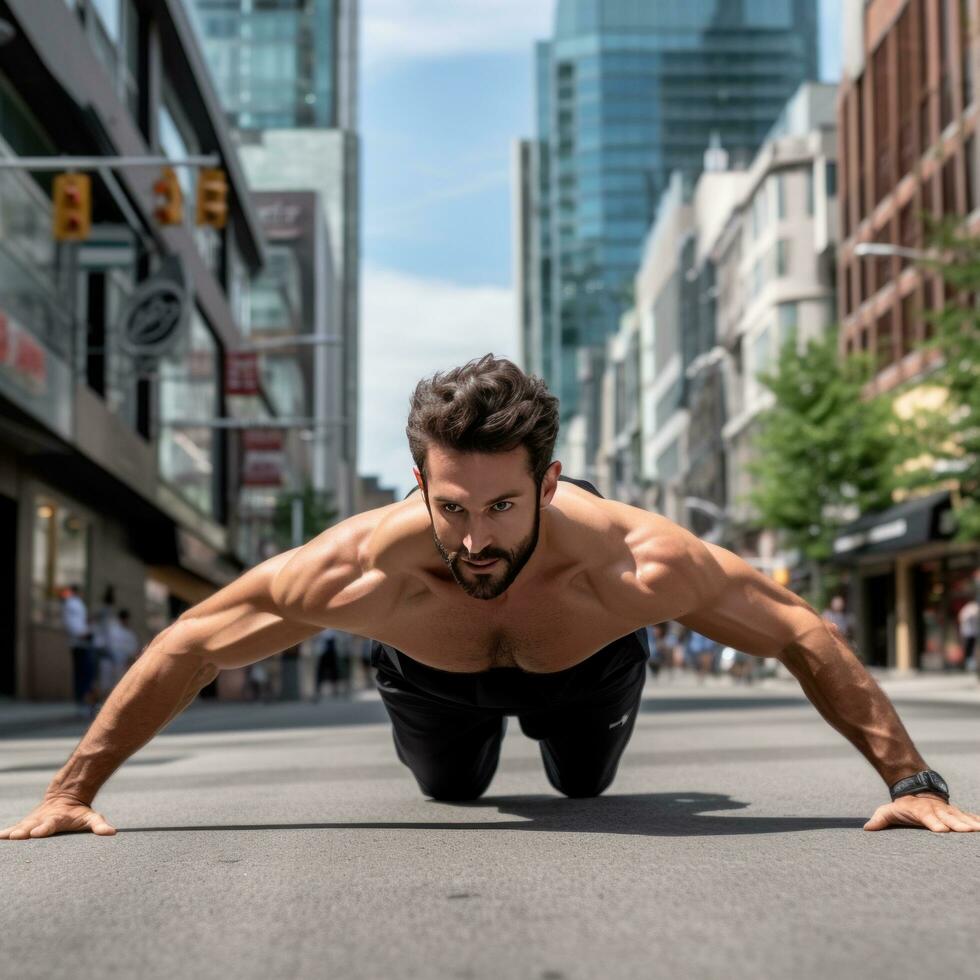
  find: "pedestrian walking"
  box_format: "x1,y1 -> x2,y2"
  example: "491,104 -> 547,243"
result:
957,598 -> 978,676
102,609 -> 140,693
686,630 -> 718,682
60,585 -> 94,712
821,595 -> 854,646
90,585 -> 118,703
313,629 -> 351,699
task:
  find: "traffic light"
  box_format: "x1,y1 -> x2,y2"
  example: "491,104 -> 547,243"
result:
196,167 -> 228,229
52,172 -> 92,242
153,166 -> 184,225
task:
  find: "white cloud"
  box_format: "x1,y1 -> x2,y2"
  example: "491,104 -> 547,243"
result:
358,266 -> 518,498
361,0 -> 554,69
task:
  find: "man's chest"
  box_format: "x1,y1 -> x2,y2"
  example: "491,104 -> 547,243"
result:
371,575 -> 653,673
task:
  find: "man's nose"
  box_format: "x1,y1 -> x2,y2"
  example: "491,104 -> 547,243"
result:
462,522 -> 493,556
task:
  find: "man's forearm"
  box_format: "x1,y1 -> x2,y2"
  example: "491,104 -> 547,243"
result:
780,623 -> 927,786
45,626 -> 219,806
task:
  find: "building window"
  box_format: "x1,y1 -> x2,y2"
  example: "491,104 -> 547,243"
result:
942,153 -> 959,213
876,309 -> 895,369
962,0 -> 975,109
776,173 -> 787,220
826,160 -> 837,197
157,310 -> 219,517
939,0 -> 954,129
901,290 -> 917,354
775,238 -> 790,277
31,497 -> 89,629
778,302 -> 798,349
965,135 -> 977,212
805,168 -> 814,216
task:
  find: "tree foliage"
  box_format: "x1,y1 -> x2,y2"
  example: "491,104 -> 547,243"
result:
273,484 -> 338,551
746,327 -> 901,565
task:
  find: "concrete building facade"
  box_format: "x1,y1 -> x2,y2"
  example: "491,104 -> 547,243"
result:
0,0 -> 267,700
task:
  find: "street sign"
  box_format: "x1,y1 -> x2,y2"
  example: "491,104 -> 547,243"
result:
118,255 -> 189,357
242,429 -> 284,487
225,351 -> 261,396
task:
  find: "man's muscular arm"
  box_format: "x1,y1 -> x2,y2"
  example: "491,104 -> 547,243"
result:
642,529 -> 980,833
1,533 -> 359,841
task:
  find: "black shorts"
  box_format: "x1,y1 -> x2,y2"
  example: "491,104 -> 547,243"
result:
372,631 -> 648,801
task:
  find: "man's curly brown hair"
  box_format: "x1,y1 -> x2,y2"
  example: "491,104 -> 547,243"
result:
406,354 -> 560,485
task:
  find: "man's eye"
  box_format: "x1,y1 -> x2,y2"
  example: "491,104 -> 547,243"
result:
442,504 -> 461,514
492,501 -> 513,512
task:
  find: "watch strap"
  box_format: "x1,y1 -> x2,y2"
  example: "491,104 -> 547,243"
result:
889,769 -> 950,803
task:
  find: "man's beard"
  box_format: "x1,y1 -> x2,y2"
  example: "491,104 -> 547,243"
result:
430,502 -> 541,600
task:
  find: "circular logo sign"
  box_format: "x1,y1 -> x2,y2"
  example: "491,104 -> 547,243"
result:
119,280 -> 187,356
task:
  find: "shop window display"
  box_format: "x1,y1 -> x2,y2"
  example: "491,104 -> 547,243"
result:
31,497 -> 89,628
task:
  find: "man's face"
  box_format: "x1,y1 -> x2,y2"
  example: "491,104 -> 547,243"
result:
415,445 -> 558,601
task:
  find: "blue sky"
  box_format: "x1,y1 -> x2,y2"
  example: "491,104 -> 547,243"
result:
358,0 -> 842,497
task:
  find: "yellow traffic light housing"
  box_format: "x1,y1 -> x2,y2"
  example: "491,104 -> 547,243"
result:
153,166 -> 184,226
52,172 -> 92,242
196,167 -> 228,229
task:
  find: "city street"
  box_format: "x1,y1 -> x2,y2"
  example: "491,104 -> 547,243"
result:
2,675 -> 978,980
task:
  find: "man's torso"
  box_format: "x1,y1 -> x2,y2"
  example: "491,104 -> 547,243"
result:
282,478 -> 686,674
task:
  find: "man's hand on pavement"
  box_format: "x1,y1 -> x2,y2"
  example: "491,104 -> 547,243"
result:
0,795 -> 117,840
864,793 -> 980,833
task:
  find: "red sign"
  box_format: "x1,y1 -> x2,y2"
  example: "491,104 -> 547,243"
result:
241,429 -> 284,487
225,351 -> 261,396
0,311 -> 47,393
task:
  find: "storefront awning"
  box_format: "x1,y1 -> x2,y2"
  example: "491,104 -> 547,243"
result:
832,490 -> 955,561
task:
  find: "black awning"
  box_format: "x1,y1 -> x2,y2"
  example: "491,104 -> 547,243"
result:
832,490 -> 954,561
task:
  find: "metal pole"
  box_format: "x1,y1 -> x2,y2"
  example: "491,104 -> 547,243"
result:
0,154 -> 221,170
291,495 -> 304,548
159,416 -> 348,430
237,335 -> 343,351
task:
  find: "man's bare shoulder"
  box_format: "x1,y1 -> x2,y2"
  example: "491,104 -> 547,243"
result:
553,482 -> 692,570
271,494 -> 433,628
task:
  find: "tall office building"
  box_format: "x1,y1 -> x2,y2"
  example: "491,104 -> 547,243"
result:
189,0 -> 359,517
518,0 -> 819,442
191,0 -> 357,132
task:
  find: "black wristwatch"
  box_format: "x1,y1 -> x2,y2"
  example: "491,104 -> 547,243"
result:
889,769 -> 950,803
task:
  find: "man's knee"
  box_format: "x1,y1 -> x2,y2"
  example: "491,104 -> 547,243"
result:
418,772 -> 492,802
548,771 -> 614,799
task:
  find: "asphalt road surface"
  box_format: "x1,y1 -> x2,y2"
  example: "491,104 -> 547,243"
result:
2,677 -> 978,980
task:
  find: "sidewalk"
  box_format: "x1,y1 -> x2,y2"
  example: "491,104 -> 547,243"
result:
0,698 -> 84,736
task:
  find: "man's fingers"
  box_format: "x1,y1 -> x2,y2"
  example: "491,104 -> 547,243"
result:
5,824 -> 34,840
921,811 -> 950,833
29,821 -> 56,838
939,809 -> 977,833
88,813 -> 116,835
863,807 -> 891,831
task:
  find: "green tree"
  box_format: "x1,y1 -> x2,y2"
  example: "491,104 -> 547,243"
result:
893,219 -> 980,542
746,327 -> 901,606
272,484 -> 338,551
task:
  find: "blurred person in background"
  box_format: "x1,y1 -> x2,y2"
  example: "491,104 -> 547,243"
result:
686,630 -> 718,682
957,597 -> 977,675
313,628 -> 350,700
821,595 -> 854,647
101,610 -> 141,694
61,584 -> 94,714
90,585 -> 118,703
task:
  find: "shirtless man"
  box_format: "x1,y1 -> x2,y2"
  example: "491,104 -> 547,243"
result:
3,355 -> 978,839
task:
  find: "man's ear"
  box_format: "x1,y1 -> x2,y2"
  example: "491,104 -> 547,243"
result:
539,460 -> 562,506
412,466 -> 427,500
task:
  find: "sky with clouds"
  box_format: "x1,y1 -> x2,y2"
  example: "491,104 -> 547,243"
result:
358,0 -> 842,499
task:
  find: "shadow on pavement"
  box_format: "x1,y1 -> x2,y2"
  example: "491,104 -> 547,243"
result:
117,792 -> 867,837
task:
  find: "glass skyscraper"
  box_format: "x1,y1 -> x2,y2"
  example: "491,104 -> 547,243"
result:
189,0 -> 356,132
520,0 -> 819,429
